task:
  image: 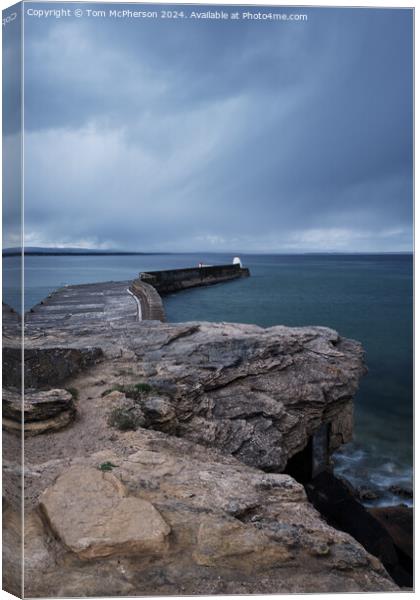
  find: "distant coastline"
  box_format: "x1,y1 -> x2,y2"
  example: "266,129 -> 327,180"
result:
2,247 -> 413,258
3,248 -> 172,257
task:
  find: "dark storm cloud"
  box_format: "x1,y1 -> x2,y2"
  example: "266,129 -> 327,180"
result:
21,4 -> 413,252
3,3 -> 23,248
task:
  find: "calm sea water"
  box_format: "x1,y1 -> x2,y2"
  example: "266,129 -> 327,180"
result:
3,253 -> 413,504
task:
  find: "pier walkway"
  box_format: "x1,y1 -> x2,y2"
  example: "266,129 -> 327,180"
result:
25,281 -> 140,330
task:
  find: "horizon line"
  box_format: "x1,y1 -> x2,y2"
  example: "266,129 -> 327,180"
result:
2,247 -> 414,257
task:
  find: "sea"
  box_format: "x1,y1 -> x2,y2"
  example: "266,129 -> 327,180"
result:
2,252 -> 413,506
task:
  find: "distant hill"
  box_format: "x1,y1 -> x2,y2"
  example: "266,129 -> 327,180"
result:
3,247 -> 170,257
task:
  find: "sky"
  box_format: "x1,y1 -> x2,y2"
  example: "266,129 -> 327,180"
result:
4,3 -> 414,252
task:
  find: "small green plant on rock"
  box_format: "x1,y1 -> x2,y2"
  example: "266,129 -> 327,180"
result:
131,382 -> 153,395
102,382 -> 153,400
66,387 -> 79,401
99,461 -> 119,472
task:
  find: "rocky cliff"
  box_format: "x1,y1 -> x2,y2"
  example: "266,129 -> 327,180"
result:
2,294 -> 397,595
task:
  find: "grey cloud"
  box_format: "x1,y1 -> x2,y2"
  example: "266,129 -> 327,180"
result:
20,3 -> 413,252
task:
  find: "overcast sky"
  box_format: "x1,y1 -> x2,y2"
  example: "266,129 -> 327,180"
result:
6,4 -> 414,252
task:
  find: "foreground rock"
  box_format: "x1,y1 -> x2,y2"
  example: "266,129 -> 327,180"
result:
8,439 -> 396,596
3,388 -> 76,435
40,466 -> 171,559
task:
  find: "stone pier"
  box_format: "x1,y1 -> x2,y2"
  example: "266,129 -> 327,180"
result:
138,263 -> 250,295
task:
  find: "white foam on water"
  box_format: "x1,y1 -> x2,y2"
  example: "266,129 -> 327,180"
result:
332,441 -> 413,508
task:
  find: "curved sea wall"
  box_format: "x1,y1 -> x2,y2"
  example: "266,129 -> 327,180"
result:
130,279 -> 166,322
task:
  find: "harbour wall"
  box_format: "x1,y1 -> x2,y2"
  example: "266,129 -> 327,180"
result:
138,263 -> 250,295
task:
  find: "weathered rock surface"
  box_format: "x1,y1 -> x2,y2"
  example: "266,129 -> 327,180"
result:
2,287 -> 397,595
39,466 -> 171,559
9,440 -> 396,596
4,346 -> 103,389
2,500 -> 23,598
369,506 -> 413,561
3,388 -> 76,435
21,319 -> 365,472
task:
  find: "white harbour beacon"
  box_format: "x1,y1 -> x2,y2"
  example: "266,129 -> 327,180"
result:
233,256 -> 243,268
